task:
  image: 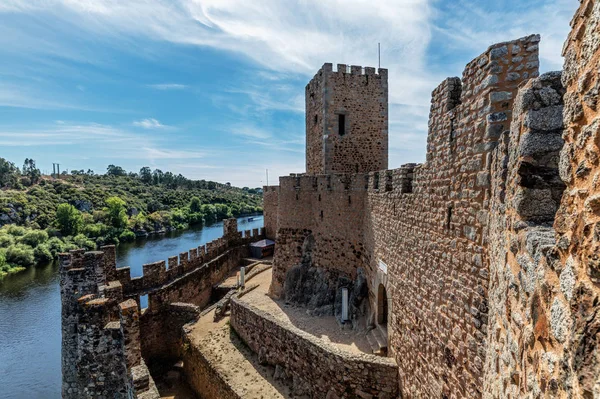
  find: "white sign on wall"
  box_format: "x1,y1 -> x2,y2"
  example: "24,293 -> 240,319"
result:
378,259 -> 388,274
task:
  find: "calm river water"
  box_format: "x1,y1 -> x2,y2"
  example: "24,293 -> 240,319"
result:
0,215 -> 264,399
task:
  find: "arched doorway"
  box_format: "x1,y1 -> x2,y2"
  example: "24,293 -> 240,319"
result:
377,283 -> 388,325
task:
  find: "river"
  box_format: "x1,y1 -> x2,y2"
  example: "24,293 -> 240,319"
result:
0,215 -> 264,399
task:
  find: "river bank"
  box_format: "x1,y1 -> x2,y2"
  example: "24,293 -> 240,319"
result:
0,215 -> 264,399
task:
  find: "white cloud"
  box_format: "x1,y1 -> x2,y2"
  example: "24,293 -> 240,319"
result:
140,147 -> 205,160
133,118 -> 170,129
231,126 -> 272,140
0,0 -> 577,174
147,83 -> 188,90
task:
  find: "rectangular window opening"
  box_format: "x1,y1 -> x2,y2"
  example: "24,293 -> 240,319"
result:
338,114 -> 346,136
446,206 -> 453,230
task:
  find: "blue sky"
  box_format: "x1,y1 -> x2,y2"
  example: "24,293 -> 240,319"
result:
0,0 -> 577,187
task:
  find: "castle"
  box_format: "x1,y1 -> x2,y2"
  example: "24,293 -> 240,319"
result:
61,1 -> 600,398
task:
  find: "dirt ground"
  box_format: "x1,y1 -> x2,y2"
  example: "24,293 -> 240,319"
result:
183,265 -> 371,399
189,303 -> 292,398
239,268 -> 371,354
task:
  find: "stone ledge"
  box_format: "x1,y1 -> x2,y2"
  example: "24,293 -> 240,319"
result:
230,296 -> 398,398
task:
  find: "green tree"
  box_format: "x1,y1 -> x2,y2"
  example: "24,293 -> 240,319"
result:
139,166 -> 152,184
104,196 -> 128,229
0,157 -> 19,188
189,196 -> 202,213
106,164 -> 126,176
22,158 -> 41,185
55,203 -> 83,236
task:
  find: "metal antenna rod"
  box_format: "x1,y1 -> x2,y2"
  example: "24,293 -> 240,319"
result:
266,169 -> 269,187
378,42 -> 381,69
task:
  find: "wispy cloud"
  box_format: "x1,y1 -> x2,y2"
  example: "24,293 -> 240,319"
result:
231,126 -> 272,140
140,147 -> 204,160
133,118 -> 170,129
147,83 -> 188,90
0,122 -> 138,146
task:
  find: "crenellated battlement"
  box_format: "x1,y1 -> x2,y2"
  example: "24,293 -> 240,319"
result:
276,163 -> 419,196
60,218 -> 263,398
306,61 -> 388,175
95,226 -> 264,299
313,62 -> 388,77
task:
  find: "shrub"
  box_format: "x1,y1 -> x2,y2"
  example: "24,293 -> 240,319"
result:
82,223 -> 107,238
47,237 -> 66,256
5,225 -> 26,236
19,229 -> 48,247
5,244 -> 35,267
189,212 -> 204,226
104,197 -> 128,229
55,203 -> 83,236
72,234 -> 97,251
0,234 -> 14,248
33,244 -> 53,262
189,197 -> 201,213
119,230 -> 135,242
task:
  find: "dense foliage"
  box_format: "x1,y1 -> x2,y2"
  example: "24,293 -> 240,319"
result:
0,158 -> 263,278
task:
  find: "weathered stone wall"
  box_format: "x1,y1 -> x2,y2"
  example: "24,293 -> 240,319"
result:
306,63 -> 388,175
61,219 -> 256,398
264,35 -> 542,398
269,173 -> 369,299
230,297 -> 399,398
484,71 -> 568,397
555,0 -> 600,395
139,247 -> 249,361
60,251 -> 159,399
103,228 -> 264,301
181,334 -> 240,399
263,185 -> 279,239
365,36 -> 540,398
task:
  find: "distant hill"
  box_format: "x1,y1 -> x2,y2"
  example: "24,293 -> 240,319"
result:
0,158 -> 263,278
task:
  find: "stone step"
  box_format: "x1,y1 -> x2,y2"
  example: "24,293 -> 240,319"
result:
371,327 -> 388,349
366,330 -> 382,355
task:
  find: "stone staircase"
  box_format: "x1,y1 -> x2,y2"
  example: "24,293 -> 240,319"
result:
366,325 -> 388,356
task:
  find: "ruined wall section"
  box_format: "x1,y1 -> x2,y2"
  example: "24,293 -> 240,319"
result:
61,219 -> 258,398
60,251 -> 159,399
361,36 -> 541,398
485,72 -> 568,397
553,1 -> 600,395
270,173 -> 369,298
306,63 -> 388,175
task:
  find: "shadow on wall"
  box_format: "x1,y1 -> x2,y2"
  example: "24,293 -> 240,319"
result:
282,234 -> 369,329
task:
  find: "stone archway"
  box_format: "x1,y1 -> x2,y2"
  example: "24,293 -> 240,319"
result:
377,283 -> 388,325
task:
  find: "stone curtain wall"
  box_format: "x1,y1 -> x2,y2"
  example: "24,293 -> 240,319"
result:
363,37 -> 541,398
230,297 -> 399,399
265,35 -> 542,398
484,72 -> 569,397
59,251 -> 159,399
140,245 -> 249,360
556,0 -> 600,395
306,63 -> 388,175
60,219 -> 255,398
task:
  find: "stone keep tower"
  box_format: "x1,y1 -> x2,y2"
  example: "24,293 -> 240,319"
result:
305,63 -> 388,175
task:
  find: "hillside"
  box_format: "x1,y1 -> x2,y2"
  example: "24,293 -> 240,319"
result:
0,158 -> 262,278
